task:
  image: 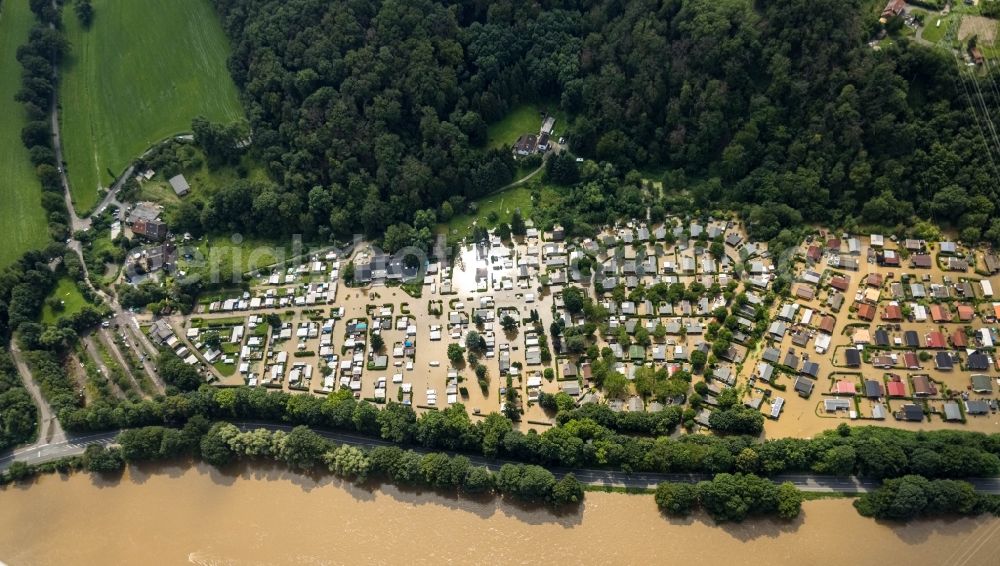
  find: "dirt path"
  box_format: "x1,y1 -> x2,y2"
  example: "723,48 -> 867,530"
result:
9,342 -> 66,446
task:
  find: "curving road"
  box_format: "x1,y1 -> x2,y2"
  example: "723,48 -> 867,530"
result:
6,421 -> 1000,495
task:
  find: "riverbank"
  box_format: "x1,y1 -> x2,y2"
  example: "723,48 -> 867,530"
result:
0,462 -> 997,565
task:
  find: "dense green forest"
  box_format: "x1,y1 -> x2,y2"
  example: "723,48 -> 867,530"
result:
199,0 -> 1000,244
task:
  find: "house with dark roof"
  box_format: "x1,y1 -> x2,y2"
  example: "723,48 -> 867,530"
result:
794,376 -> 814,398
943,401 -> 963,422
864,379 -> 883,398
801,361 -> 820,378
874,328 -> 890,347
967,352 -> 990,371
844,348 -> 861,367
132,218 -> 167,241
971,374 -> 993,394
896,404 -> 924,422
913,374 -> 939,397
965,400 -> 990,415
904,330 -> 920,348
934,351 -> 954,371
912,254 -> 932,269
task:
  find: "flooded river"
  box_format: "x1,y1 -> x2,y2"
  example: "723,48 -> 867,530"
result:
0,464 -> 997,565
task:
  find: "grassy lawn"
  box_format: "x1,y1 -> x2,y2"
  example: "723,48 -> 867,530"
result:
60,0 -> 244,213
0,1 -> 52,268
179,234 -> 311,281
921,15 -> 953,43
151,148 -> 269,208
41,278 -> 92,323
486,102 -> 567,149
437,184 -> 561,238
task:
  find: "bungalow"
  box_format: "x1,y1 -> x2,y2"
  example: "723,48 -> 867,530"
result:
794,375 -> 814,398
819,315 -> 836,334
867,273 -> 884,288
911,372 -> 943,397
830,276 -> 850,292
132,218 -> 168,241
931,305 -> 951,322
935,351 -> 954,371
874,328 -> 890,347
896,404 -> 924,422
965,399 -> 991,415
904,239 -> 923,252
981,253 -> 1000,276
762,347 -> 781,364
939,241 -> 958,255
925,331 -> 946,349
967,352 -> 990,371
881,0 -> 905,20
943,402 -> 963,422
957,304 -> 975,322
827,237 -> 842,252
971,374 -> 994,394
833,380 -> 856,395
912,254 -> 932,269
825,398 -> 852,412
513,134 -> 538,155
844,348 -> 862,367
795,285 -> 816,301
879,250 -> 900,267
882,304 -> 902,321
168,174 -> 190,197
886,379 -> 907,397
903,351 -> 920,370
806,245 -> 822,263
864,379 -> 884,398
783,351 -> 800,370
951,329 -> 968,348
948,257 -> 969,272
870,234 -> 884,248
858,303 -> 876,321
872,354 -> 895,368
757,362 -> 775,383
801,361 -> 820,378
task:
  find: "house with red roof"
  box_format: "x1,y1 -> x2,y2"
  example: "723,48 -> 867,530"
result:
858,303 -> 876,321
867,273 -> 884,288
830,276 -> 849,292
903,351 -> 920,370
925,331 -> 946,348
930,304 -> 950,323
806,245 -> 821,262
882,304 -> 902,321
819,316 -> 836,334
886,378 -> 907,397
833,380 -> 857,395
957,304 -> 975,322
951,329 -> 968,348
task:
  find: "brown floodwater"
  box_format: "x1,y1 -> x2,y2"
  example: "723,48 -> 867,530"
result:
0,464 -> 997,566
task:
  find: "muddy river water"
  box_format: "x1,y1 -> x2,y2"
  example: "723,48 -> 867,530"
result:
0,463 -> 997,565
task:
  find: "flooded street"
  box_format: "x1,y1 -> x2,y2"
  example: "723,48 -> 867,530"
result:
0,464 -> 997,565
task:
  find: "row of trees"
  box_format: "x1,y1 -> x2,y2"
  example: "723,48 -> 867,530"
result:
18,3 -> 72,242
109,422 -> 584,507
56,385 -> 1000,480
655,473 -> 803,522
0,352 -> 38,452
854,475 -> 1000,521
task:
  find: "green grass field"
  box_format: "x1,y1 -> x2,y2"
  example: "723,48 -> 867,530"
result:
0,1 -> 52,267
60,0 -> 244,212
41,278 -> 91,324
486,102 -> 567,149
921,15 -> 953,43
437,184 -> 560,238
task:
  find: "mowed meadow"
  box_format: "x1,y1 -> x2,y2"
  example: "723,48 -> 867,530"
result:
0,0 -> 52,267
60,0 -> 244,212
